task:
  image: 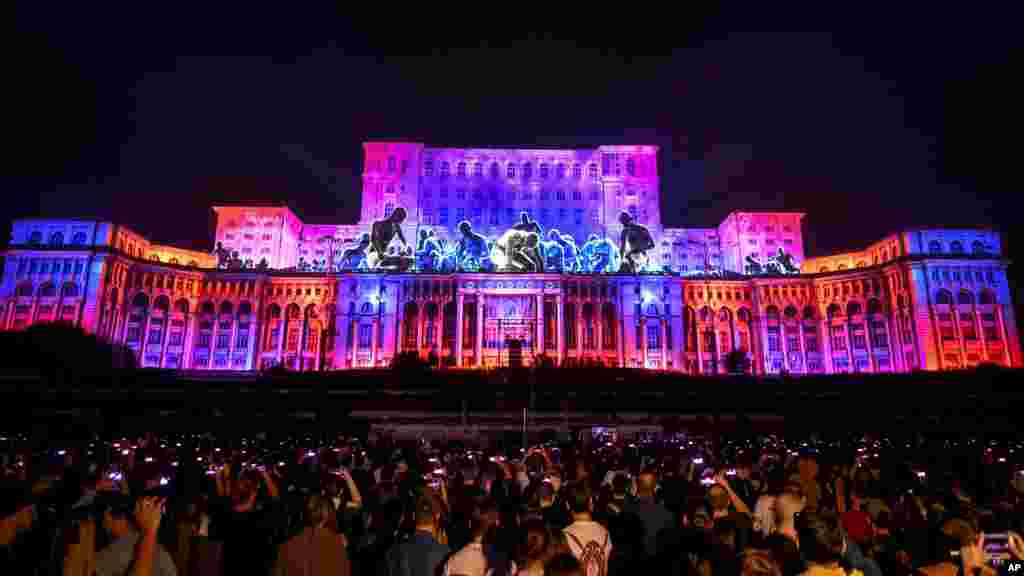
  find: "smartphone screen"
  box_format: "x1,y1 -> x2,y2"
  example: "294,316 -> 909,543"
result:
983,533 -> 1009,564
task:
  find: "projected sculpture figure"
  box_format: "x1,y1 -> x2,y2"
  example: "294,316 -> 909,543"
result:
456,221 -> 490,272
618,211 -> 655,273
415,229 -> 442,272
745,254 -> 763,275
542,236 -> 566,271
580,234 -> 620,273
774,248 -> 800,274
213,242 -> 231,269
494,229 -> 544,272
512,212 -> 542,236
340,233 -> 371,271
549,230 -> 581,272
367,207 -> 408,269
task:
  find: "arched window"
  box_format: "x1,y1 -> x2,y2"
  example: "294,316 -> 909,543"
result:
588,163 -> 598,179
556,163 -> 565,179
766,306 -> 780,322
384,202 -> 394,218
626,157 -> 636,176
802,306 -> 816,321
522,162 -> 532,180
72,232 -> 87,246
646,303 -> 658,316
39,283 -> 57,297
881,249 -> 889,261
719,308 -> 731,322
506,164 -> 516,178
979,290 -> 996,305
827,303 -> 842,319
784,306 -> 798,320
490,162 -> 500,179
867,298 -> 883,315
957,290 -> 973,305
928,240 -> 943,254
50,232 -> 64,247
28,231 -> 42,245
971,240 -> 986,255
61,283 -> 78,297
457,162 -> 466,178
440,161 -> 450,178
846,301 -> 862,316
539,163 -> 549,179
950,241 -> 964,254
935,290 -> 953,305
16,283 -> 33,297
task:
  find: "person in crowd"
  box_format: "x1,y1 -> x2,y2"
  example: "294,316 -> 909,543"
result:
840,485 -> 874,549
95,493 -> 177,576
796,511 -> 860,576
514,518 -> 558,576
385,495 -> 450,576
562,482 -> 611,576
274,494 -> 351,576
208,463 -> 281,575
443,497 -> 507,576
621,470 -> 673,559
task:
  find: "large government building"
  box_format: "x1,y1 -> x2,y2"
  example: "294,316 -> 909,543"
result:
2,142 -> 1020,374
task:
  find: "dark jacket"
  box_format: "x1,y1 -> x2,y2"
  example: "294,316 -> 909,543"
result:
385,530 -> 450,576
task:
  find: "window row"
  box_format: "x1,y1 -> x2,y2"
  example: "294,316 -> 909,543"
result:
16,258 -> 86,276
25,231 -> 90,247
421,208 -> 607,227
930,267 -> 997,286
927,239 -> 991,255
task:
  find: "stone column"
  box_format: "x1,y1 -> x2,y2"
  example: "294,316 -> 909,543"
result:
208,315 -> 219,371
349,317 -> 357,368
695,318 -> 704,374
276,315 -> 287,368
888,312 -> 903,372
640,317 -> 648,369
781,324 -> 791,373
475,295 -> 484,367
844,321 -> 854,372
760,315 -> 771,374
820,318 -> 833,374
974,307 -> 988,363
881,317 -> 895,372
993,304 -> 1009,365
660,318 -> 668,370
370,313 -> 379,368
311,324 -> 321,371
246,319 -> 258,371
865,318 -> 877,372
951,307 -> 965,368
158,312 -> 171,368
456,293 -> 465,367
575,301 -> 583,359
595,305 -> 603,360
229,314 -> 239,370
797,322 -> 806,374
556,294 -> 564,366
140,310 -> 154,367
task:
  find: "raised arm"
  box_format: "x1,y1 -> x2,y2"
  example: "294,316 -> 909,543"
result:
215,463 -> 231,498
261,468 -> 280,500
714,473 -> 751,516
128,497 -> 164,576
341,469 -> 362,509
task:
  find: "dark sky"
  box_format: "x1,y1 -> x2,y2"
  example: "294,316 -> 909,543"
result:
5,4 -> 1023,262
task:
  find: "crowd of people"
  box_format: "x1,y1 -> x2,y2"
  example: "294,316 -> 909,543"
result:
2,430 -> 1024,576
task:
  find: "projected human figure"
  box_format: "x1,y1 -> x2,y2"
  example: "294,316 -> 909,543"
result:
340,233 -> 371,271
415,228 -> 442,272
367,207 -> 408,269
549,229 -> 580,272
495,229 -> 544,272
774,248 -> 799,274
542,236 -> 566,271
456,221 -> 489,272
512,211 -> 542,236
618,211 -> 655,273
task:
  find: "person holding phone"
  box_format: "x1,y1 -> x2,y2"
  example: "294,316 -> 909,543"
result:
208,463 -> 282,575
95,493 -> 177,576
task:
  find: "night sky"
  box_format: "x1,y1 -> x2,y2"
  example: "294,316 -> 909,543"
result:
5,4 -> 1023,266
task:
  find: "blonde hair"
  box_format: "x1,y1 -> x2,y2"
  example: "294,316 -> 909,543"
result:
305,495 -> 333,528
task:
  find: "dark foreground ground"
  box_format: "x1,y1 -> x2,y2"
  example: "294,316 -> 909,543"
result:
1,366 -> 1020,439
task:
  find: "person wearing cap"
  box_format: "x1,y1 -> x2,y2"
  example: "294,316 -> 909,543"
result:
95,493 -> 177,576
384,495 -> 450,576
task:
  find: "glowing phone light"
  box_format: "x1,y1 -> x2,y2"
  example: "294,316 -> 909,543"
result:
122,449 -> 131,456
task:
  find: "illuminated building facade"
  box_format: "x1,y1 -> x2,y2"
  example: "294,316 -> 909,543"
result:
1,142 -> 1020,374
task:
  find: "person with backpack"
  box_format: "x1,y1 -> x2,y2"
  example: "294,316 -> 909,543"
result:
562,483 -> 611,576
